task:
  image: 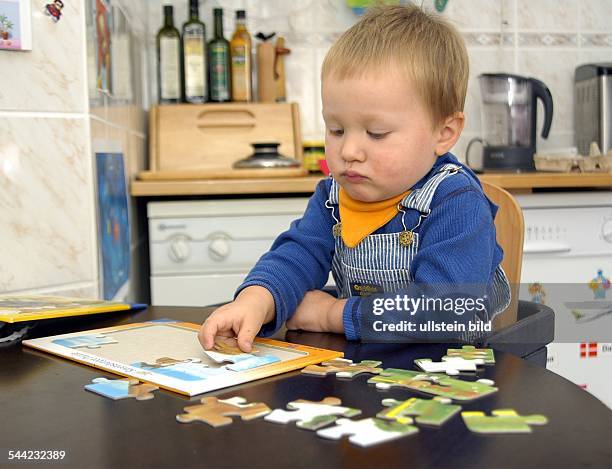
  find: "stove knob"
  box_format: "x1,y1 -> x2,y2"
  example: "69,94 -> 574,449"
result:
168,236 -> 190,262
209,234 -> 231,261
602,219 -> 612,243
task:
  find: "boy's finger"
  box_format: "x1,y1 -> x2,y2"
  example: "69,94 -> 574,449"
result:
236,317 -> 260,353
199,316 -> 228,350
198,322 -> 216,350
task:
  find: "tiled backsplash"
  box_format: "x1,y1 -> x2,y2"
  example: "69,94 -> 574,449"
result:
147,0 -> 612,162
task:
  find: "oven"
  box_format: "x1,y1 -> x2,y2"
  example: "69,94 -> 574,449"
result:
148,198 -> 309,307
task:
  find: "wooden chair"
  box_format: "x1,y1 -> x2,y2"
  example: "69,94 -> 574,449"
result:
481,181 -> 524,330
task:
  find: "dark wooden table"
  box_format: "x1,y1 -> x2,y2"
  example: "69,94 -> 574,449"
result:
1,306 -> 611,469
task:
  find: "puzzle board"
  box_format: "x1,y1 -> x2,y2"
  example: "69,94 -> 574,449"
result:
0,295 -> 137,323
23,320 -> 343,396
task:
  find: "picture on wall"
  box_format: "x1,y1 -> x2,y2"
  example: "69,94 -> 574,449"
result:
94,0 -> 112,92
0,0 -> 32,51
95,153 -> 130,301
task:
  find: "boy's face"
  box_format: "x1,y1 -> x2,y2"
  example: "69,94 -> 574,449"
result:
322,68 -> 440,202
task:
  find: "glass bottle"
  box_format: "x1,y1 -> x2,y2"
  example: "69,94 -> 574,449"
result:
157,5 -> 182,104
208,8 -> 231,102
230,10 -> 252,102
182,0 -> 207,103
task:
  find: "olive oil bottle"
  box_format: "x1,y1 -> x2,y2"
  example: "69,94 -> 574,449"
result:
182,0 -> 207,103
157,5 -> 182,104
208,8 -> 231,102
230,10 -> 252,102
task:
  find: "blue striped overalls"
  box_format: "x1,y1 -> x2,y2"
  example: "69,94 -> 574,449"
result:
325,163 -> 511,339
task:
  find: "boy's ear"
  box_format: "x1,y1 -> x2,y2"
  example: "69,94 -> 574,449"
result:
434,112 -> 465,156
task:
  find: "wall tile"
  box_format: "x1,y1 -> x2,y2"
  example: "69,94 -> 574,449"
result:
516,0 -> 578,32
0,117 -> 94,292
518,33 -> 577,47
580,34 -> 612,48
501,0 -> 516,30
579,0 -> 612,32
442,0 -> 503,31
578,48 -> 612,66
0,0 -> 86,112
517,50 -> 577,134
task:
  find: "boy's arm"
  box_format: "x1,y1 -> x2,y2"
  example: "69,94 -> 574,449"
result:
235,179 -> 336,336
342,188 -> 498,341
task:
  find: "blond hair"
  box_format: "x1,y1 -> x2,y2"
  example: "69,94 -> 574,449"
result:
321,4 -> 468,127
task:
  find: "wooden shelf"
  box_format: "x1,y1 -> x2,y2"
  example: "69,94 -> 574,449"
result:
131,172 -> 612,197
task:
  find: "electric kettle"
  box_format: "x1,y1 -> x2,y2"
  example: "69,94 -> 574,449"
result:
467,73 -> 553,172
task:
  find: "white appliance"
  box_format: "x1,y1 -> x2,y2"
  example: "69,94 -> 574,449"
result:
148,198 -> 309,307
516,191 -> 612,408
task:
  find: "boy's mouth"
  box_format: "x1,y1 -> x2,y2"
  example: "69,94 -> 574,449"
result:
342,170 -> 367,183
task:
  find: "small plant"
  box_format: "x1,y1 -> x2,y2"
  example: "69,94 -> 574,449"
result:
0,14 -> 14,40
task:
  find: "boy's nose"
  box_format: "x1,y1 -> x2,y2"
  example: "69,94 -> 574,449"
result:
340,139 -> 366,163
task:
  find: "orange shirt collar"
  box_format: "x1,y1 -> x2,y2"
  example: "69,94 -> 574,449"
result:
338,188 -> 410,248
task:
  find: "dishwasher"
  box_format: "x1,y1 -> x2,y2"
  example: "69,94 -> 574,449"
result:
516,191 -> 612,408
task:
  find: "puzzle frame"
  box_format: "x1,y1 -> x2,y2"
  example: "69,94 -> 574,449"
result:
23,320 -> 343,396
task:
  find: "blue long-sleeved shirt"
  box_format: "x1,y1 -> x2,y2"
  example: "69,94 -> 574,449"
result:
236,153 -> 504,340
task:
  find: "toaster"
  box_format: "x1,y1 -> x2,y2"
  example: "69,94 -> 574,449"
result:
574,63 -> 612,155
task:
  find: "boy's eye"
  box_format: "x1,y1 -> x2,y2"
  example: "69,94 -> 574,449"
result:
328,129 -> 344,137
367,131 -> 389,140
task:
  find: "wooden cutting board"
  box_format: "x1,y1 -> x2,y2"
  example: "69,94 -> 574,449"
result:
148,102 -> 303,173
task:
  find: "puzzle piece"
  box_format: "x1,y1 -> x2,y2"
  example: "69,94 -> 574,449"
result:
53,333 -> 117,349
203,339 -> 280,372
414,356 -> 485,375
264,397 -> 361,430
211,338 -> 260,355
462,409 -> 548,433
85,377 -> 158,401
301,358 -> 383,378
135,357 -> 201,369
176,396 -> 271,427
445,345 -> 495,364
132,357 -> 225,381
316,417 -> 418,447
377,397 -> 461,426
368,368 -> 497,401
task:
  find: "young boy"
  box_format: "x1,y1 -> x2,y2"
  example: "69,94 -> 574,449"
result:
199,5 -> 510,352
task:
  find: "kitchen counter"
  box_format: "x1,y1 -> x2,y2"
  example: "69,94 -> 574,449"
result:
131,172 -> 612,197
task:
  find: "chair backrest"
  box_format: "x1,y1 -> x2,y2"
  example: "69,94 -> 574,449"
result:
481,181 -> 524,330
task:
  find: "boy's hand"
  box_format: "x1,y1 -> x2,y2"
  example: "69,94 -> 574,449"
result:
198,286 -> 275,353
286,290 -> 346,334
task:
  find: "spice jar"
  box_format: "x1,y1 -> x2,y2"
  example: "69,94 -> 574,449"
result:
303,140 -> 326,173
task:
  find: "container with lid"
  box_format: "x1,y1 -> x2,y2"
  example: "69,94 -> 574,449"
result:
303,140 -> 325,173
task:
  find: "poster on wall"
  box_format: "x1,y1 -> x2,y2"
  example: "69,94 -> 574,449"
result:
94,0 -> 112,92
0,0 -> 32,51
95,152 -> 130,301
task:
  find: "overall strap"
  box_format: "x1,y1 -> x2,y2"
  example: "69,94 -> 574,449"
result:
327,177 -> 340,205
400,163 -> 462,215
